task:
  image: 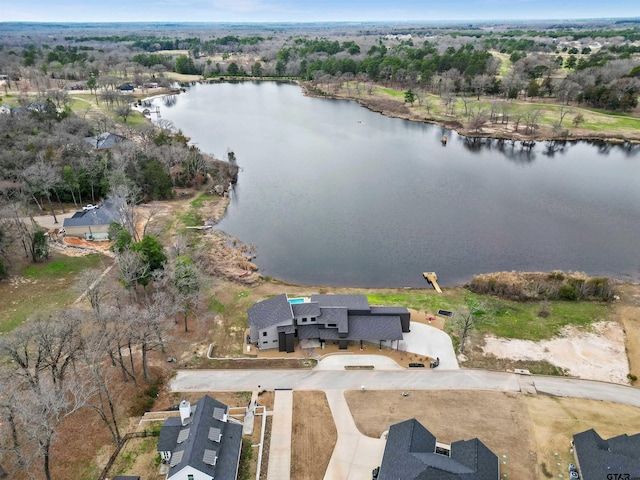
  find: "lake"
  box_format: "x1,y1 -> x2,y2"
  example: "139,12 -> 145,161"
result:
151,81 -> 640,287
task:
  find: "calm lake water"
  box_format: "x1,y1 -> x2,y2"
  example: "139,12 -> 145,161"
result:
152,82 -> 640,287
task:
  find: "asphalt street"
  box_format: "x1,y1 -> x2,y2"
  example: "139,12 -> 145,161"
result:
170,369 -> 640,407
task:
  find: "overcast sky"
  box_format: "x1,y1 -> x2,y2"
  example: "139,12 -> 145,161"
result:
1,0 -> 639,23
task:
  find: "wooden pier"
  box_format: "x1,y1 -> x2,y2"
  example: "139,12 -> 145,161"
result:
422,272 -> 443,293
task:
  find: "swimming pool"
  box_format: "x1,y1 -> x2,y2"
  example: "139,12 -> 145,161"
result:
288,297 -> 305,304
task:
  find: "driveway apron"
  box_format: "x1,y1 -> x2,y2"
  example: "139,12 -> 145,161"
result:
323,390 -> 386,480
267,390 -> 293,480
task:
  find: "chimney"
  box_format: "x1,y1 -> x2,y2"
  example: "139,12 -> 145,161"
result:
179,400 -> 191,425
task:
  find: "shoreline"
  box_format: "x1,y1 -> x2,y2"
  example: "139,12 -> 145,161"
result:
296,80 -> 640,145
143,83 -> 640,288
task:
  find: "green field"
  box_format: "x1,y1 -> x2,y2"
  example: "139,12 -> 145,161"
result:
1,253 -> 108,332
366,289 -> 611,342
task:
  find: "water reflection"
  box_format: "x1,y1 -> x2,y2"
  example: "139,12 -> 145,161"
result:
542,140 -> 568,158
151,82 -> 640,287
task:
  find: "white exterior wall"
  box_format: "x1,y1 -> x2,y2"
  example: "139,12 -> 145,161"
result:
64,224 -> 109,239
167,465 -> 210,480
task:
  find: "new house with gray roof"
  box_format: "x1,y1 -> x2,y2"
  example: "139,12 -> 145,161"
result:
62,198 -> 121,239
248,294 -> 410,352
157,395 -> 243,480
84,132 -> 127,151
572,428 -> 640,480
378,419 -> 499,480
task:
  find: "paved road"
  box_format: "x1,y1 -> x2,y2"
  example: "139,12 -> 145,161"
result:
170,369 -> 640,407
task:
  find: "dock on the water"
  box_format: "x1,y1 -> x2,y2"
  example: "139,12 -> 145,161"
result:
422,272 -> 443,293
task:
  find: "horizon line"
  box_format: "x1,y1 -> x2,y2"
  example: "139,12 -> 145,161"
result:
1,17 -> 639,25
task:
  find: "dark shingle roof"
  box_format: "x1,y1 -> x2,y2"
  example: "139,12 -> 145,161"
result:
297,324 -> 320,339
370,306 -> 410,315
347,316 -> 403,341
311,294 -> 371,312
277,324 -> 295,334
158,395 -> 242,480
84,132 -> 126,150
317,307 -> 348,333
248,294 -> 293,330
451,438 -> 499,480
379,419 -> 498,480
62,198 -> 121,228
292,302 -> 321,317
573,429 -> 640,480
158,417 -> 182,451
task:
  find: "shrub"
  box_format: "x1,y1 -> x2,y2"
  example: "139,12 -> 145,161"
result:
558,284 -> 579,301
628,373 -> 638,383
547,271 -> 565,281
129,376 -> 164,416
537,300 -> 551,318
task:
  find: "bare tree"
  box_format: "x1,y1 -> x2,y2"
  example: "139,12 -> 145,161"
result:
135,292 -> 173,382
524,109 -> 542,135
22,158 -> 61,222
452,301 -> 491,354
33,310 -> 84,389
17,376 -> 93,480
116,248 -> 149,302
173,256 -> 203,332
557,105 -> 573,126
115,103 -> 133,123
0,367 -> 28,473
82,332 -> 123,445
74,267 -> 112,315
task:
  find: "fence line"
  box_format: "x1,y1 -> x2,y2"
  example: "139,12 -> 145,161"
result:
96,430 -> 159,480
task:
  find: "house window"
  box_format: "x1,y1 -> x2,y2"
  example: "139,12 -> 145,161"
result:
188,476 -> 194,480
263,341 -> 268,344
327,323 -> 337,328
273,340 -> 278,343
262,331 -> 267,337
301,318 -> 307,323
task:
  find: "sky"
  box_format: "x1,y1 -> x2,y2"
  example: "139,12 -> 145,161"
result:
0,0 -> 639,23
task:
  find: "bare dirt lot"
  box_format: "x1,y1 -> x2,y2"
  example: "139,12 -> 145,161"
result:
345,390 -> 640,480
345,389 -> 538,480
482,321 -> 629,384
291,391 -> 337,480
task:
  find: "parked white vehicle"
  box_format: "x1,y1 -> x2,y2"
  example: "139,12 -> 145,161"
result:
82,204 -> 97,211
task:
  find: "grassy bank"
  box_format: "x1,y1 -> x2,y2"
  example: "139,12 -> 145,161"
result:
0,253 -> 108,332
366,288 -> 610,342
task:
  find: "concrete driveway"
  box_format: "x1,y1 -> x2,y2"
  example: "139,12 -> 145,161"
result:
323,390 -> 385,480
267,391 -> 292,480
316,354 -> 404,370
398,321 -> 459,369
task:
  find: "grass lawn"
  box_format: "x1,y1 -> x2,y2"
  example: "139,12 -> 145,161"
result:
0,253 -> 109,332
164,71 -> 202,82
365,288 -> 611,342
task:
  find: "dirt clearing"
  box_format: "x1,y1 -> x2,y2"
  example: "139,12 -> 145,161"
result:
482,321 -> 629,384
291,391 -> 336,480
524,395 -> 640,479
345,389 -> 538,480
